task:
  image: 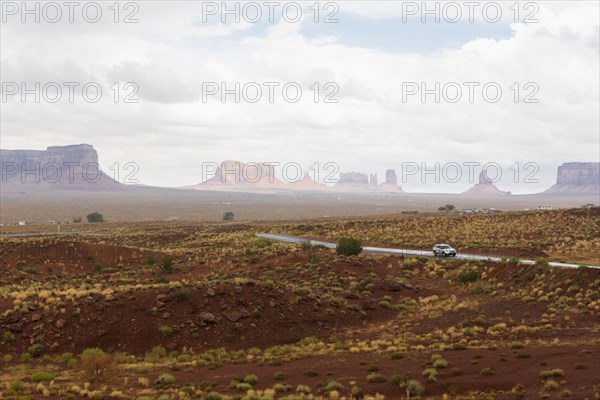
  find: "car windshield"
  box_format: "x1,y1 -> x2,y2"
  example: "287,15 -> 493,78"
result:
437,245 -> 450,249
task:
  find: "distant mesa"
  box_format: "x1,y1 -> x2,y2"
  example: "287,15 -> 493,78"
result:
289,172 -> 328,190
335,171 -> 370,187
545,162 -> 599,194
0,144 -> 127,193
379,169 -> 403,192
461,168 -> 511,196
199,160 -> 284,187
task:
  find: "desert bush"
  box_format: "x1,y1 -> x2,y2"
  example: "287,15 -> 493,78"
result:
156,373 -> 176,385
367,373 -> 388,383
274,372 -> 286,380
319,380 -> 344,395
480,367 -> 494,376
204,393 -> 223,400
540,369 -> 565,379
80,348 -> 115,383
336,236 -> 362,256
235,382 -> 252,391
273,383 -> 292,393
243,374 -> 259,384
10,380 -> 25,391
158,325 -> 173,338
388,374 -> 407,386
160,256 -> 173,273
4,331 -> 16,342
296,384 -> 311,394
304,369 -> 318,377
422,368 -> 437,382
26,344 -> 43,358
350,386 -> 364,399
544,380 -> 559,390
223,211 -> 235,221
406,379 -> 425,397
174,290 -> 189,301
31,371 -> 55,382
457,266 -> 479,283
86,212 -> 104,223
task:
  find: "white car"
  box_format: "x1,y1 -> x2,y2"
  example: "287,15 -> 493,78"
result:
433,244 -> 457,257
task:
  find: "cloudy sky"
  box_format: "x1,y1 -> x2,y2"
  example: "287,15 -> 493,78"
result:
1,1 -> 598,193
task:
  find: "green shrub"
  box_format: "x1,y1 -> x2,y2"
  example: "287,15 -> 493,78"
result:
160,257 -> 173,274
406,379 -> 425,397
174,290 -> 189,302
480,367 -> 494,376
272,383 -> 292,392
350,386 -> 364,399
203,393 -> 223,400
235,382 -> 252,391
336,236 -> 362,256
457,266 -> 479,283
243,374 -> 258,385
544,379 -> 559,391
367,373 -> 387,383
274,372 -> 286,380
319,380 -> 344,395
10,380 -> 25,391
31,372 -> 55,382
27,344 -> 43,358
304,369 -> 318,377
3,331 -> 16,342
80,348 -> 115,383
296,385 -> 311,394
388,374 -> 407,386
158,325 -> 173,338
433,358 -> 448,368
156,373 -> 176,385
222,211 -> 234,221
86,212 -> 104,223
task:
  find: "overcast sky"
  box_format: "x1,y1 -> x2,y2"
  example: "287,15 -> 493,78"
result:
1,1 -> 598,193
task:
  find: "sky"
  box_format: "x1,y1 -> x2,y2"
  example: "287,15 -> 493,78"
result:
1,1 -> 598,193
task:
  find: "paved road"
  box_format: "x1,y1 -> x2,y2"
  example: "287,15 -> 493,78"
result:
256,233 -> 600,270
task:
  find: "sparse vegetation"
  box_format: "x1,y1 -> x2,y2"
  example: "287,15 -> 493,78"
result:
86,212 -> 104,223
336,235 -> 363,256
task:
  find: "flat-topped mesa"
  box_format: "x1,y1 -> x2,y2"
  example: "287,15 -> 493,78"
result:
0,144 -> 98,168
379,168 -> 403,192
336,171 -> 369,186
461,168 -> 510,196
546,162 -> 600,194
201,160 -> 283,186
0,144 -> 125,192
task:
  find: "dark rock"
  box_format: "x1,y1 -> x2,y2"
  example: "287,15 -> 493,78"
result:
223,311 -> 243,322
198,312 -> 217,324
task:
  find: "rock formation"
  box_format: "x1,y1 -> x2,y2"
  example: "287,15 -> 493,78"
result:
336,172 -> 369,186
461,168 -> 510,196
379,169 -> 403,192
200,160 -> 284,187
0,144 -> 125,192
545,162 -> 599,194
289,172 -> 328,191
369,174 -> 378,187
